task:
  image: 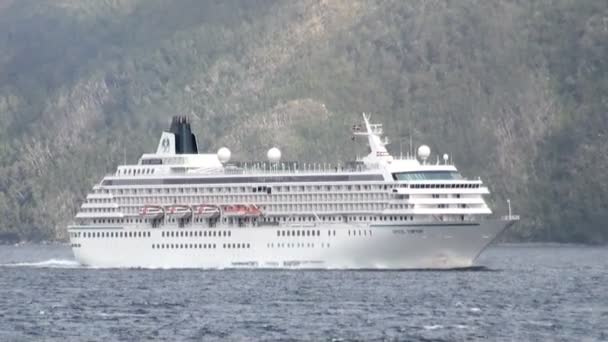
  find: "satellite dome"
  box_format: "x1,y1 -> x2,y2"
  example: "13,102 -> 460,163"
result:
443,154 -> 449,162
217,147 -> 231,163
267,147 -> 281,162
417,145 -> 431,162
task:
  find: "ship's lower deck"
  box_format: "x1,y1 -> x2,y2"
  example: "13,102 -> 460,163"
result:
67,219 -> 516,269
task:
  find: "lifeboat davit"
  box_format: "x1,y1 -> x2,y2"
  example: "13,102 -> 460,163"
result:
139,205 -> 164,219
165,204 -> 192,219
193,204 -> 220,218
245,204 -> 263,217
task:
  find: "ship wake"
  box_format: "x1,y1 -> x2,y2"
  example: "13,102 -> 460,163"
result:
1,258 -> 82,268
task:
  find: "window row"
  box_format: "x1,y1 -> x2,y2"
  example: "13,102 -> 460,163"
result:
268,242 -> 317,248
264,215 -> 414,223
92,218 -> 147,224
161,230 -> 231,238
116,202 -> 432,214
108,193 -> 392,204
276,229 -> 329,237
388,204 -> 413,209
368,215 -> 413,221
348,230 -> 373,237
88,198 -> 114,204
112,184 -> 396,195
77,231 -> 151,238
410,183 -> 479,189
82,214 -> 417,228
118,168 -> 156,176
86,208 -> 117,212
277,229 -> 321,236
152,243 -> 216,249
223,243 -> 251,249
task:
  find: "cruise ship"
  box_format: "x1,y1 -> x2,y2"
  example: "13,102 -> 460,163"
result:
67,114 -> 518,269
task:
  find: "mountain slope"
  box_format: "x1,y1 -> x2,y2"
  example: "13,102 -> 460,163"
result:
0,0 -> 606,243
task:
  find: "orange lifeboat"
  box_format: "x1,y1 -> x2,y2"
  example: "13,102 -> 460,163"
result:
222,204 -> 263,217
222,204 -> 249,217
193,204 -> 220,218
165,204 -> 192,219
139,205 -> 164,219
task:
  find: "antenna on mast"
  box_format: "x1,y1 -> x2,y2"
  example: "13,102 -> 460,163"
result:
409,134 -> 413,159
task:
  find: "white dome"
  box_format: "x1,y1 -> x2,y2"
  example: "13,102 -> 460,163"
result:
217,147 -> 231,163
267,147 -> 281,162
417,145 -> 431,161
443,153 -> 449,161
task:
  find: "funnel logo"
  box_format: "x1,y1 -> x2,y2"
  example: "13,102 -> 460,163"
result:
161,137 -> 170,152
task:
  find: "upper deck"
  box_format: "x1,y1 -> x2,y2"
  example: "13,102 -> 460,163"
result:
102,114 -> 477,188
75,114 -> 493,223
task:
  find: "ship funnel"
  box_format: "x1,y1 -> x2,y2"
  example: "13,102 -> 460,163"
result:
169,116 -> 199,154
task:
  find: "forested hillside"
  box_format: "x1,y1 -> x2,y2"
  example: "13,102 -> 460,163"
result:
0,0 -> 606,243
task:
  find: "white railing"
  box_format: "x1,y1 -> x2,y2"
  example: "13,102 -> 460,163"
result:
222,163 -> 368,175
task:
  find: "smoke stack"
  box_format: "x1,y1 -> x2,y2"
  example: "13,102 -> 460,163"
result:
169,116 -> 198,154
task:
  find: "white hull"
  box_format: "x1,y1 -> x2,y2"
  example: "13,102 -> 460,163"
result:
68,218 -> 515,269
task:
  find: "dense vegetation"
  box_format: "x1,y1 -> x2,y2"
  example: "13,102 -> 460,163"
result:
0,0 -> 606,243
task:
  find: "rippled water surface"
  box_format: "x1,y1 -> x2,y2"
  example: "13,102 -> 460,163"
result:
0,244 -> 607,341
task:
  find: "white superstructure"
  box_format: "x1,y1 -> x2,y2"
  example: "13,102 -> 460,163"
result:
68,114 -> 518,269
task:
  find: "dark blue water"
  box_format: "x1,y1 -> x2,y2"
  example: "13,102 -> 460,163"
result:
0,244 -> 606,341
